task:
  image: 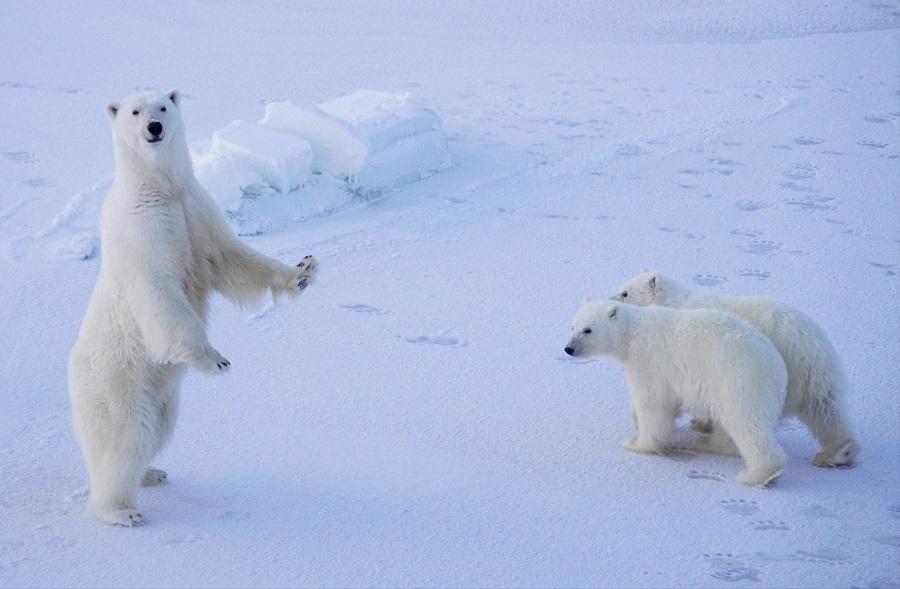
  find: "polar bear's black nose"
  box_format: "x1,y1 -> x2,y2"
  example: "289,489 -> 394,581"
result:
147,121 -> 163,137
564,346 -> 575,356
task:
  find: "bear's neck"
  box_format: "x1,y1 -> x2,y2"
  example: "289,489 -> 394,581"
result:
113,137 -> 194,195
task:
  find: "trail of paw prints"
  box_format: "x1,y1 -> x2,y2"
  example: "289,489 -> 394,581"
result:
793,136 -> 825,146
872,536 -> 900,548
851,577 -> 900,589
339,303 -> 391,316
735,200 -> 772,212
857,140 -> 888,149
23,177 -> 56,189
1,151 -> 36,164
783,196 -> 835,212
688,470 -> 726,482
864,114 -> 895,124
779,181 -> 819,194
693,274 -> 728,286
703,553 -> 762,583
730,227 -> 761,238
161,530 -> 205,545
719,499 -> 759,516
657,226 -> 705,240
401,334 -> 468,348
887,504 -> 900,519
783,164 -> 817,180
738,269 -> 770,281
751,519 -> 790,531
803,504 -> 837,518
740,240 -> 782,255
756,547 -> 852,565
869,262 -> 896,277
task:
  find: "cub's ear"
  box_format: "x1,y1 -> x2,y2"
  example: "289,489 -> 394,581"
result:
106,103 -> 119,120
607,305 -> 619,320
167,89 -> 181,106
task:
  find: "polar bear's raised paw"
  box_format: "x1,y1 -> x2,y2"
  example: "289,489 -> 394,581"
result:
294,255 -> 317,291
189,346 -> 230,373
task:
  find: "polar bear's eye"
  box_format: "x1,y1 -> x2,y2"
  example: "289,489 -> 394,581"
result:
582,328 -> 592,334
621,292 -> 628,298
132,110 -> 139,116
160,107 -> 167,112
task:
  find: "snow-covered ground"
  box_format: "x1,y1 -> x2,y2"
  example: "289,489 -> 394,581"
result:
1,2 -> 899,587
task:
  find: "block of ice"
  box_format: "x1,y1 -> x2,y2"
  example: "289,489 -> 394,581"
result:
210,121 -> 313,194
191,150 -> 249,211
319,90 -> 445,151
260,90 -> 452,194
260,102 -> 368,177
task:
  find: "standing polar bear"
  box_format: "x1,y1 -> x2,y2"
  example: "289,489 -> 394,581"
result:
611,272 -> 859,467
68,90 -> 318,526
565,299 -> 788,487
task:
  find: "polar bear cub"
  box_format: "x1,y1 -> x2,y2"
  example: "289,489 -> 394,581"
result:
565,300 -> 788,487
611,272 -> 859,467
68,90 -> 318,526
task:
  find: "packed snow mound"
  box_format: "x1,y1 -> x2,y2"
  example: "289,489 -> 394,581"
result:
261,90 -> 452,197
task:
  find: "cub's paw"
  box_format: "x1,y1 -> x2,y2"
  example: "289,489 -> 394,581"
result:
623,437 -> 663,455
142,468 -> 168,487
189,346 -> 231,373
93,506 -> 145,527
294,255 -> 318,291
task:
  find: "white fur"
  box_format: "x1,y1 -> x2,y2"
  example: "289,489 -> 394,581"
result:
565,300 -> 788,487
68,91 -> 317,526
612,272 -> 859,467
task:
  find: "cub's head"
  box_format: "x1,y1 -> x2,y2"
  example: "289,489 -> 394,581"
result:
107,90 -> 184,155
610,271 -> 671,306
564,299 -> 628,358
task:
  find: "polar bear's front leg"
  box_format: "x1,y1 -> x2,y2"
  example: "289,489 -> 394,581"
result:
623,401 -> 674,455
129,275 -> 230,372
213,235 -> 318,302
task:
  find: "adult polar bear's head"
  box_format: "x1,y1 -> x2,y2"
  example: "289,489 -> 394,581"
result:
564,299 -> 630,358
106,90 -> 186,167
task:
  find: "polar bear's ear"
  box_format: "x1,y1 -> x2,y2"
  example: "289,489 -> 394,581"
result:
583,295 -> 592,304
607,305 -> 619,320
106,103 -> 119,120
167,89 -> 181,107
648,274 -> 658,292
